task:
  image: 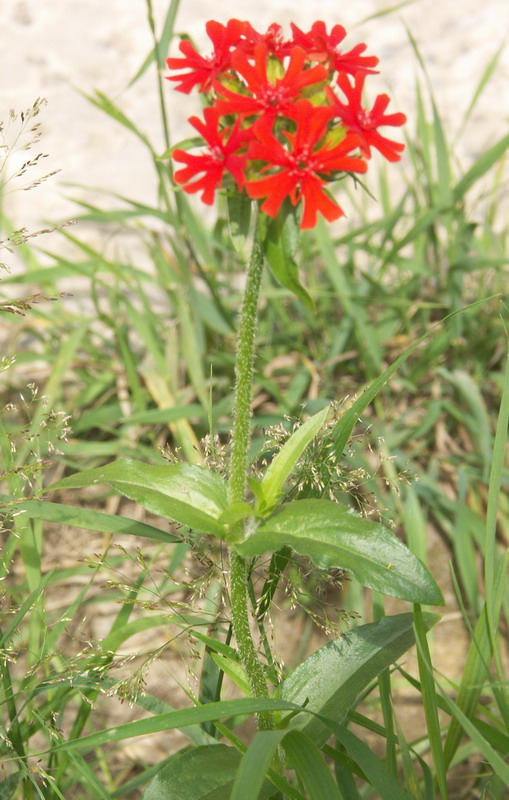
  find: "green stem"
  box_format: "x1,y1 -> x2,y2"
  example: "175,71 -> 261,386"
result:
228,216 -> 272,730
228,224 -> 264,508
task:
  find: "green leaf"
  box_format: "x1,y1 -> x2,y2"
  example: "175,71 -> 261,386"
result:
236,500 -> 444,604
218,501 -> 257,525
257,545 -> 292,619
142,744 -> 275,800
185,629 -> 238,662
210,653 -> 251,696
282,613 -> 439,746
227,194 -> 253,254
263,211 -> 313,309
259,406 -> 329,510
49,459 -> 228,538
143,745 -> 230,800
15,500 -> 180,544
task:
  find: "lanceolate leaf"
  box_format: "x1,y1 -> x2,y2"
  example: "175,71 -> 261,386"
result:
210,653 -> 251,696
282,612 -> 439,746
227,192 -> 253,254
142,744 -> 275,800
49,459 -> 228,538
236,500 -> 443,605
259,405 -> 329,511
264,212 -> 313,309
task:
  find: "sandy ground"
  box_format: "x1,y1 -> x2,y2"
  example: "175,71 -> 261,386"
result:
1,0 -> 508,230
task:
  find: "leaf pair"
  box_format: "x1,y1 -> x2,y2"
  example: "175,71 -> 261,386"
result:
46,447 -> 442,606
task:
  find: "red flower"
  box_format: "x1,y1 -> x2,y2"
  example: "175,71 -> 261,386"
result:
245,100 -> 367,228
240,22 -> 293,59
214,43 -> 328,123
290,21 -> 379,75
166,20 -> 405,228
327,73 -> 406,161
166,19 -> 246,93
172,108 -> 248,204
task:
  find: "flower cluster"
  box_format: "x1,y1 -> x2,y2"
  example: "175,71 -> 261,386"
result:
167,20 -> 406,229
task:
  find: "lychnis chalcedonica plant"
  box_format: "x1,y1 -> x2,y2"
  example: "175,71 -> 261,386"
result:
41,19 -> 443,798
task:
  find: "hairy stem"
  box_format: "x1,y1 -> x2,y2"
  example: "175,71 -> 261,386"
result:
228,216 -> 272,730
228,223 -> 264,507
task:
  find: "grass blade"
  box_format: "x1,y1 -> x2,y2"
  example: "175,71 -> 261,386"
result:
128,0 -> 181,84
455,41 -> 506,140
453,133 -> 509,201
325,722 -> 413,800
413,605 -> 449,799
48,698 -> 303,753
0,570 -> 54,648
230,729 -> 287,800
15,500 -> 181,544
284,730 -> 342,800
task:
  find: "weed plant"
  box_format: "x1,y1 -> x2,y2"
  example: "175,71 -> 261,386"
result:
0,3 -> 508,799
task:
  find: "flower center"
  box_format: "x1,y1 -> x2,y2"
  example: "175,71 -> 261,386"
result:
287,146 -> 321,175
210,145 -> 224,162
262,84 -> 287,107
357,109 -> 373,128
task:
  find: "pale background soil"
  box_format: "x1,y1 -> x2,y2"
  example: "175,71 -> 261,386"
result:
1,0 -> 508,227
